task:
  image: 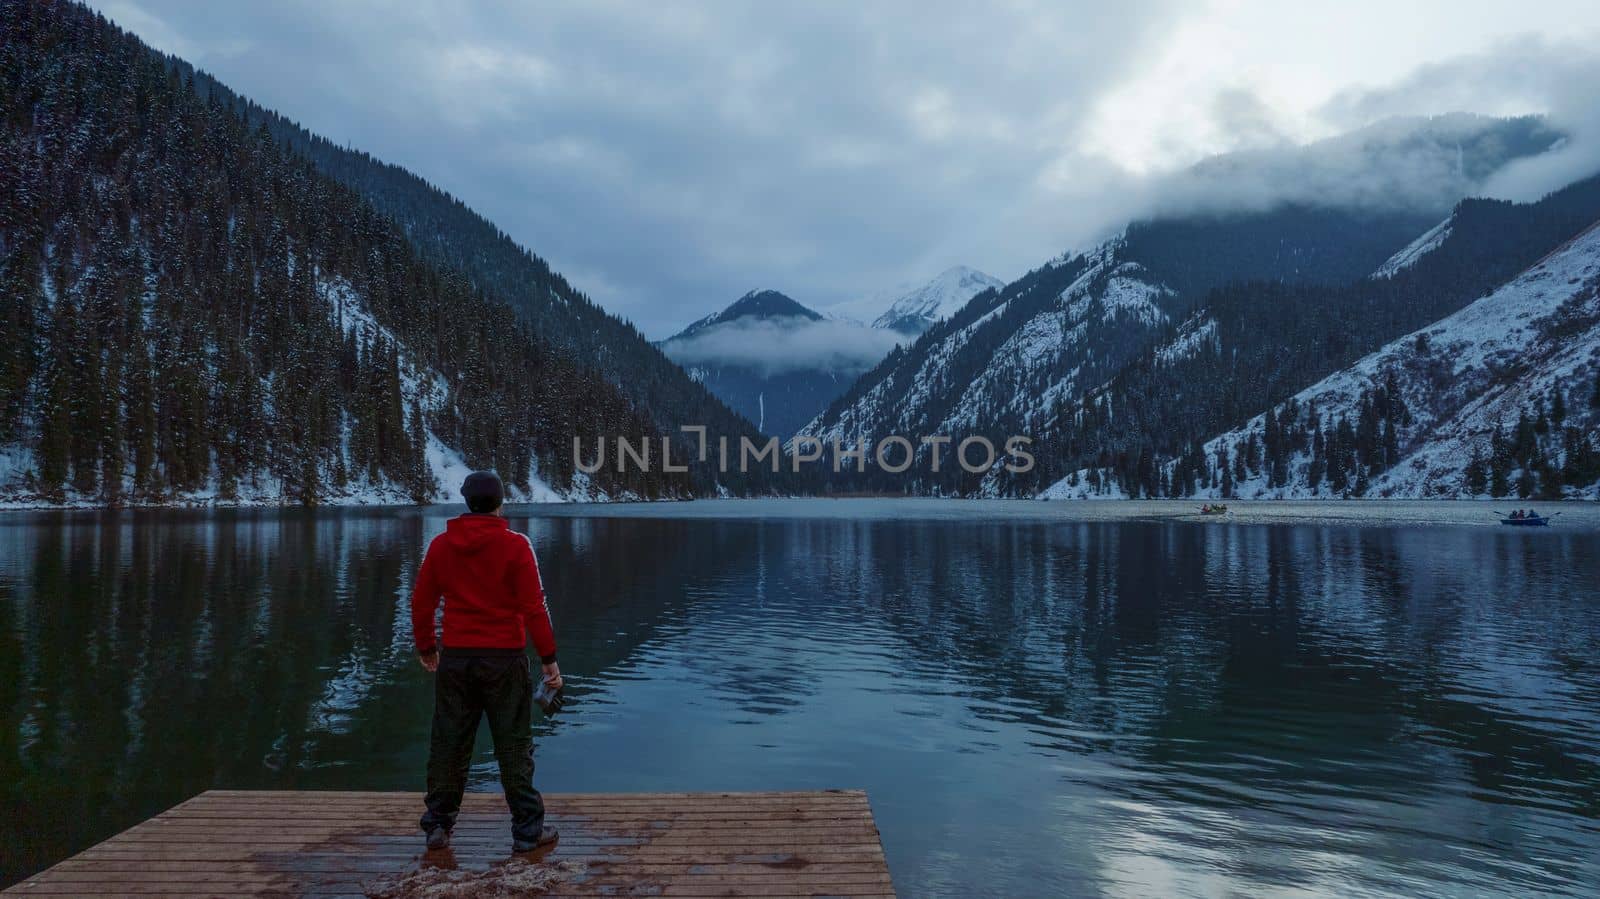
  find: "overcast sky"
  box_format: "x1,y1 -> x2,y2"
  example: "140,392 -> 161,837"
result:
93,1 -> 1600,337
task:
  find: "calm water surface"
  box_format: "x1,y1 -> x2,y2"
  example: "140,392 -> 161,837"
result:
2,500 -> 1598,896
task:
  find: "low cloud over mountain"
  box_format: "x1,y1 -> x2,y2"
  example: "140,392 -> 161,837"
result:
663,315 -> 900,377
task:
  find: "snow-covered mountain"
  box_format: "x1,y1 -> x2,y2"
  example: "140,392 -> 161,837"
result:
805,236 -> 1175,449
1037,172 -> 1600,500
659,290 -> 897,437
797,204 -> 1444,484
800,114 -> 1574,496
1177,223 -> 1600,499
828,266 -> 1004,335
672,289 -> 824,340
0,2 -> 705,507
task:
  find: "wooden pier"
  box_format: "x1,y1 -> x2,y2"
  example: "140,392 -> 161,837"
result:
4,790 -> 895,897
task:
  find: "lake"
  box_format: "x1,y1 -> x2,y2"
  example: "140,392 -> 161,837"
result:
2,500 -> 1598,896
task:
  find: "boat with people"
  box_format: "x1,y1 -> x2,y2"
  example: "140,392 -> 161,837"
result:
1199,504 -> 1229,516
1499,509 -> 1556,527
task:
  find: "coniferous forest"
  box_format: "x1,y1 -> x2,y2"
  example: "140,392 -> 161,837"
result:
1030,176 -> 1600,498
803,173 -> 1600,500
0,0 -> 759,504
165,62 -> 769,460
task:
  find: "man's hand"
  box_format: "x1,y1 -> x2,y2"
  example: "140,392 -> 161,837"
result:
419,649 -> 439,672
541,661 -> 563,691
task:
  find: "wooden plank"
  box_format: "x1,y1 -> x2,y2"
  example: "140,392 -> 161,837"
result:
21,871 -> 898,886
195,789 -> 867,799
146,813 -> 874,827
109,824 -> 883,839
4,790 -> 894,898
160,805 -> 873,819
180,792 -> 871,810
96,826 -> 882,841
169,799 -> 873,814
151,807 -> 874,821
43,857 -> 896,870
69,843 -> 890,859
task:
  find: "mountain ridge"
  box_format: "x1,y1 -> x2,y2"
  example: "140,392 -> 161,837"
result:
1038,172 -> 1600,499
827,266 -> 1005,335
798,115 -> 1576,496
168,48 -> 773,474
658,290 -> 880,438
0,0 -> 701,505
669,289 -> 824,342
1167,221 -> 1600,500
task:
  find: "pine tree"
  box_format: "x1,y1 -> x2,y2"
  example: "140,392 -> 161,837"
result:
126,320 -> 157,498
1306,425 -> 1326,492
1464,446 -> 1488,496
1489,427 -> 1512,497
0,259 -> 40,442
36,356 -> 72,498
408,396 -> 436,503
1517,466 -> 1537,499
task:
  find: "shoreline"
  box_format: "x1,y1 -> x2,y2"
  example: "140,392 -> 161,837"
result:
4,496 -> 1594,531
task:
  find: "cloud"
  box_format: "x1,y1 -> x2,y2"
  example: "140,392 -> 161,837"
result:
1318,35 -> 1600,203
1013,41 -> 1600,259
89,2 -> 1600,337
659,317 -> 903,376
1008,109 -> 1571,266
89,0 -> 1181,335
1145,112 -> 1561,218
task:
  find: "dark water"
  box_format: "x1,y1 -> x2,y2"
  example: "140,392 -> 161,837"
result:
2,501 -> 1599,896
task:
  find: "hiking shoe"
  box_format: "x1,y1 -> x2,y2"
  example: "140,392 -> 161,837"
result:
512,826 -> 559,852
425,827 -> 451,850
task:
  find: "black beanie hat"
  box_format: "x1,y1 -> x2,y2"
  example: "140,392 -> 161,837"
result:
461,470 -> 504,512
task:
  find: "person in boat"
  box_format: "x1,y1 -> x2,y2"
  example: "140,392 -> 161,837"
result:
1512,510 -> 1523,519
411,470 -> 563,853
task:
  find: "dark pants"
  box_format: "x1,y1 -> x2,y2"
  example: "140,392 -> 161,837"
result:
420,650 -> 545,840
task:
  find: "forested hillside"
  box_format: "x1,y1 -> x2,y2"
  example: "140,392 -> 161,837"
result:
800,116 -> 1566,497
166,58 -> 766,455
1038,173 -> 1600,498
1142,222 -> 1600,500
801,204 -> 1455,494
0,0 -> 694,504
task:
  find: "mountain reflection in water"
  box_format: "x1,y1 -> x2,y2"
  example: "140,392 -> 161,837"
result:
2,501 -> 1597,896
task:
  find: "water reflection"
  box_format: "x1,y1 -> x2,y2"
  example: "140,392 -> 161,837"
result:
1,506 -> 1598,895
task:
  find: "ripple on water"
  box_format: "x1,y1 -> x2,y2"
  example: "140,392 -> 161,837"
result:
3,505 -> 1599,896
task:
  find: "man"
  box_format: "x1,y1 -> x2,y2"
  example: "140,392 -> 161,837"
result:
412,470 -> 562,852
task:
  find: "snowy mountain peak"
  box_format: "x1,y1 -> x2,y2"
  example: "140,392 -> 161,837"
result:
670,289 -> 822,341
827,266 -> 1004,335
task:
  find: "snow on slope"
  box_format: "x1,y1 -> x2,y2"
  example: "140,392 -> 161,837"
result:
827,266 -> 1003,334
1155,317 -> 1221,365
1373,215 -> 1452,278
1173,222 -> 1600,499
799,298 -> 1012,448
946,254 -> 1171,438
0,273 -> 572,507
801,236 -> 1177,477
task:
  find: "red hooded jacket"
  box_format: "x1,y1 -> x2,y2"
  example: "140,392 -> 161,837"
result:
411,514 -> 557,662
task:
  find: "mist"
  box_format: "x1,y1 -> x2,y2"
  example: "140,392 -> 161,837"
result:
659,317 -> 903,376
